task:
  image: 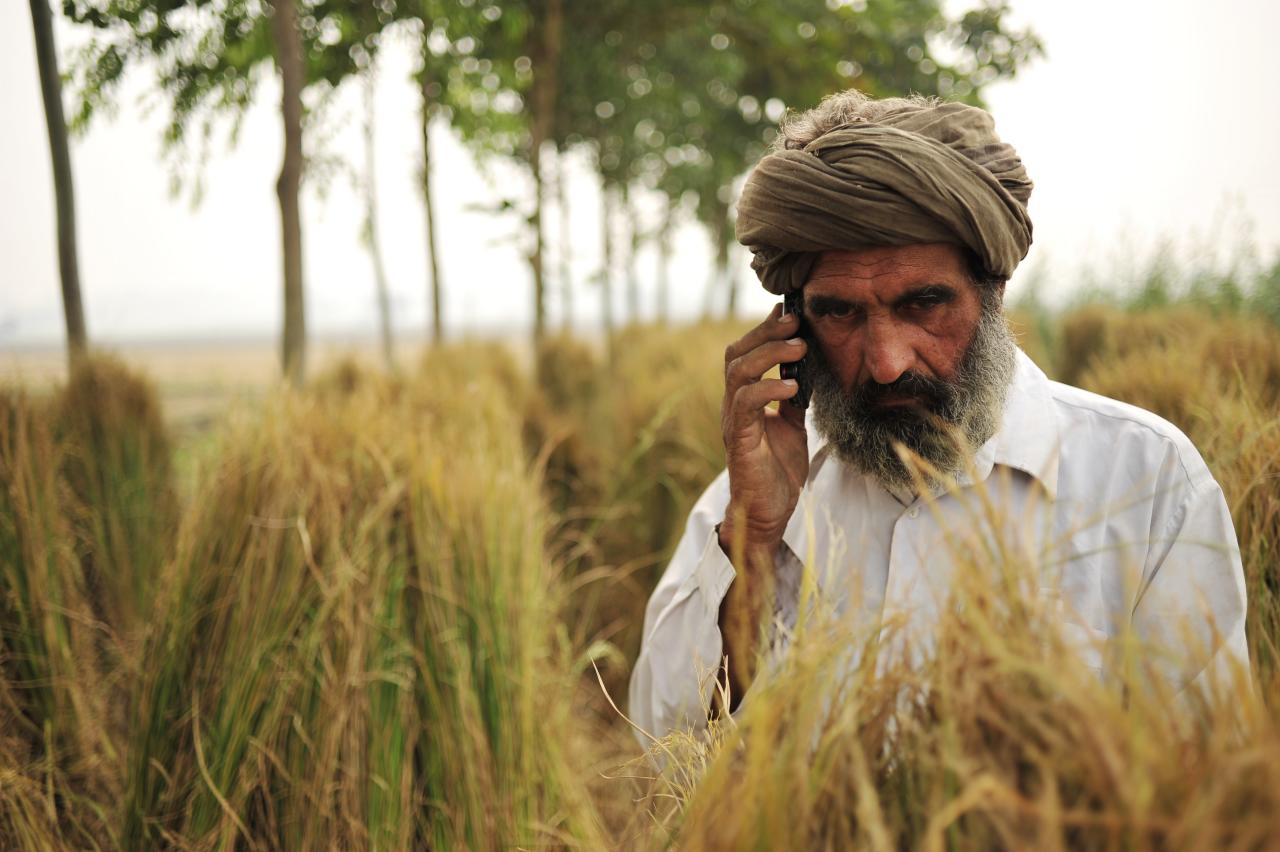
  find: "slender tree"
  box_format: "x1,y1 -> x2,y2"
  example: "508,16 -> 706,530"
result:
29,0 -> 87,365
419,70 -> 444,343
655,198 -> 675,324
623,184 -> 642,324
599,176 -> 616,338
528,0 -> 564,340
65,0 -> 385,384
701,205 -> 730,321
317,0 -> 425,354
271,0 -> 307,385
362,67 -> 395,370
555,143 -> 573,331
410,5 -> 458,346
444,0 -> 575,340
408,1 -> 528,343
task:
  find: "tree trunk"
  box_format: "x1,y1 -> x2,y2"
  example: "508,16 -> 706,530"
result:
723,217 -> 738,318
623,185 -> 640,325
419,67 -> 443,344
528,0 -> 563,341
656,201 -> 673,324
600,178 -> 615,338
555,144 -> 572,332
701,208 -> 725,321
362,70 -> 394,371
272,0 -> 306,386
29,0 -> 87,366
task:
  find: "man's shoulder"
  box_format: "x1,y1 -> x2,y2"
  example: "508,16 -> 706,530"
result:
1045,378 -> 1190,439
1043,378 -> 1216,492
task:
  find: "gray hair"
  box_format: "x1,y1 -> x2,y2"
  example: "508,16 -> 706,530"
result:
774,89 -> 941,152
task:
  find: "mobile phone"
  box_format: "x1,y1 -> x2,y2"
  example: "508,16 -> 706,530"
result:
780,290 -> 812,410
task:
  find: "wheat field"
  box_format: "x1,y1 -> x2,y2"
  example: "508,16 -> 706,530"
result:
2,297 -> 1279,849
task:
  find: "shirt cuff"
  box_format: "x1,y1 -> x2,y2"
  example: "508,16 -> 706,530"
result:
697,525 -> 804,632
695,524 -> 737,620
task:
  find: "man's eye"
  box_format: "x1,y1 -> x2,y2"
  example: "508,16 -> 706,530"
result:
902,295 -> 945,313
809,301 -> 859,320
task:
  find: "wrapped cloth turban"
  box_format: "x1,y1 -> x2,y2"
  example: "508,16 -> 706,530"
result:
736,100 -> 1034,295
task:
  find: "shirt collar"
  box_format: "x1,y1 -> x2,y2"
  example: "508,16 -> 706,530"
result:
988,348 -> 1060,499
803,347 -> 1060,500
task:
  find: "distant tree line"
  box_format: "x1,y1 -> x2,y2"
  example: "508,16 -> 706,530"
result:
30,0 -> 1040,382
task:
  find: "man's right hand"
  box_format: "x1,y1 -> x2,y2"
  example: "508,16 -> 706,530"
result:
715,302 -> 810,712
720,301 -> 810,553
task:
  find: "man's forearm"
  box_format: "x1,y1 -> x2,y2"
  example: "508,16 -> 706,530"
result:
716,523 -> 777,712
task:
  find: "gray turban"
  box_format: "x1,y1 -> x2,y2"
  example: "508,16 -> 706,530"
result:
735,100 -> 1034,294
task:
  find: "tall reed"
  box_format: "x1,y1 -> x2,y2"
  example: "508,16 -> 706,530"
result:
55,355 -> 175,647
1076,326 -> 1280,684
121,353 -> 604,848
536,323 -> 741,695
0,390 -> 118,848
659,500 -> 1271,850
1,302 -> 1277,848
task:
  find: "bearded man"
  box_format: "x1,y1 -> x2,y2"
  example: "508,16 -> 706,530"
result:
628,90 -> 1250,738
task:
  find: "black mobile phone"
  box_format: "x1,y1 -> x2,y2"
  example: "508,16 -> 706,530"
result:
780,290 -> 812,409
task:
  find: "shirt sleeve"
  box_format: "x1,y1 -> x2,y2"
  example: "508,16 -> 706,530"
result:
627,469 -> 806,744
627,471 -> 735,742
1132,476 -> 1252,699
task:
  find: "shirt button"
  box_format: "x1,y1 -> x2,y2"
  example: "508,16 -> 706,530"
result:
909,508 -> 920,519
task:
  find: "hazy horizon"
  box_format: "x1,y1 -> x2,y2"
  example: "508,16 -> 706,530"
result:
4,0 -> 1278,349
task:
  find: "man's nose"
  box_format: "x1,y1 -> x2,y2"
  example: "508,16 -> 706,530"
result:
863,319 -> 915,385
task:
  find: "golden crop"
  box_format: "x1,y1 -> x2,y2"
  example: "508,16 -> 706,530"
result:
1,304 -> 1277,849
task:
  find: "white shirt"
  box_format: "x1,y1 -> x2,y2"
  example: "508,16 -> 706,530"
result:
628,349 -> 1250,739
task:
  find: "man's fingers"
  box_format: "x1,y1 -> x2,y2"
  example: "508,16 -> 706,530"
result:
725,338 -> 808,394
724,302 -> 798,367
729,379 -> 800,436
778,392 -> 807,429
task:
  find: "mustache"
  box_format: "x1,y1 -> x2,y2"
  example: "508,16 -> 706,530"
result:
850,371 -> 956,413
806,303 -> 1017,492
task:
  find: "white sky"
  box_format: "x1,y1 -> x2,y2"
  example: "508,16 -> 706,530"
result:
2,0 -> 1278,346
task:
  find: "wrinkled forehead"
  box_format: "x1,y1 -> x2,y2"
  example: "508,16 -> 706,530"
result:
806,244 -> 972,291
